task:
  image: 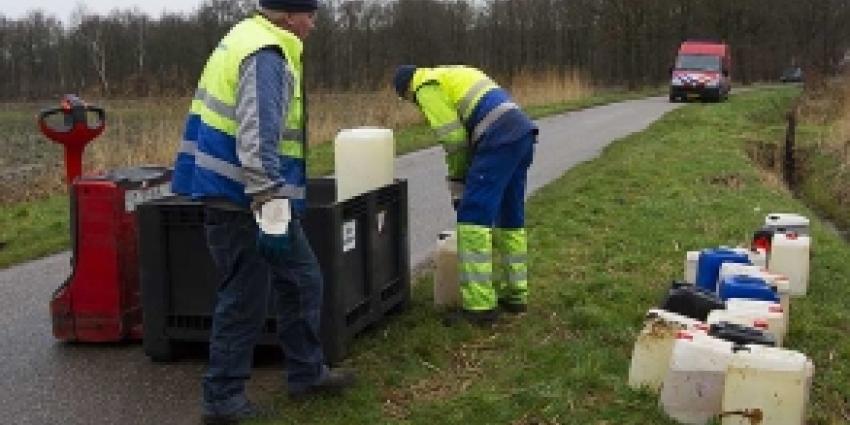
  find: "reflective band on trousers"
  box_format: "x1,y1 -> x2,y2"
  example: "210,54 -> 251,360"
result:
503,254 -> 528,264
459,252 -> 491,263
458,78 -> 493,120
460,271 -> 493,284
472,101 -> 519,142
195,87 -> 236,121
507,270 -> 528,281
195,150 -> 306,199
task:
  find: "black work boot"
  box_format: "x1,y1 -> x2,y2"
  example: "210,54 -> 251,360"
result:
202,402 -> 261,425
443,308 -> 499,327
289,368 -> 357,400
498,299 -> 528,314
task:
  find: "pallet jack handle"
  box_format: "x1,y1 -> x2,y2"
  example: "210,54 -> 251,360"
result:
38,95 -> 106,184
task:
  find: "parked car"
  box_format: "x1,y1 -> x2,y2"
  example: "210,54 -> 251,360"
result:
780,67 -> 803,83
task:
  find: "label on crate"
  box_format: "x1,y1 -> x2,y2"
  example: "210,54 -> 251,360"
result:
376,210 -> 386,234
342,220 -> 357,252
125,184 -> 172,212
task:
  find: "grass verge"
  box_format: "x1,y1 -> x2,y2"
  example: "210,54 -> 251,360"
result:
249,87 -> 848,424
0,87 -> 661,269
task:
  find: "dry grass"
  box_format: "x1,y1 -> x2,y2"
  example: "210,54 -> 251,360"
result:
799,71 -> 850,149
508,69 -> 593,108
1,70 -> 591,204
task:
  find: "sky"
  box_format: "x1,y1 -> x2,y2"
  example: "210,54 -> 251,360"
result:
2,0 -> 207,22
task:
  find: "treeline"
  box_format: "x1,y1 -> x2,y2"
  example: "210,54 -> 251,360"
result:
1,0 -> 849,100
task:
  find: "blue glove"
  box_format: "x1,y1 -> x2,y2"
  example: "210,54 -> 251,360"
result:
254,198 -> 292,260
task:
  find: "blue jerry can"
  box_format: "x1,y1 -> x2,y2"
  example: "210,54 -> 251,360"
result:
718,275 -> 779,302
696,248 -> 750,293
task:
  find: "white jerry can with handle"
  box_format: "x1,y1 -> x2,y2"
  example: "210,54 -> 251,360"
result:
628,309 -> 706,392
722,345 -> 813,425
659,331 -> 734,424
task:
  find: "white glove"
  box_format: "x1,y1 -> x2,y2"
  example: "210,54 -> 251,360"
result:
254,198 -> 291,235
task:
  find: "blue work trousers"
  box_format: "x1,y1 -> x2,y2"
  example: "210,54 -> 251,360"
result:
458,132 -> 536,227
201,207 -> 325,416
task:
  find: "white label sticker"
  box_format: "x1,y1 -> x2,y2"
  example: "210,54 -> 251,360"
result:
342,220 -> 357,252
376,210 -> 386,234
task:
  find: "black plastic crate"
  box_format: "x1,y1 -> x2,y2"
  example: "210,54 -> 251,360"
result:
139,178 -> 409,364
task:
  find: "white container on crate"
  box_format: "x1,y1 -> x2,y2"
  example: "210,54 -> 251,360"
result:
724,299 -> 787,346
628,309 -> 706,392
334,127 -> 395,202
684,251 -> 700,284
764,213 -> 810,236
768,232 -> 811,297
659,331 -> 734,424
721,345 -> 813,425
433,230 -> 460,308
707,308 -> 784,346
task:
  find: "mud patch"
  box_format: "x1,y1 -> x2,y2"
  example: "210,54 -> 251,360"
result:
707,173 -> 745,190
744,139 -> 783,171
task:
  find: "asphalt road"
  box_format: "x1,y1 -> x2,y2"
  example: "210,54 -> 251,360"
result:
0,96 -> 681,425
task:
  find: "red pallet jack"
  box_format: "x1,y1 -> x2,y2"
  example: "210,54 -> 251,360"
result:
43,95 -> 172,342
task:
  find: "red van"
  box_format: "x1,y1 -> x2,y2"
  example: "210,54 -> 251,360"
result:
669,40 -> 732,102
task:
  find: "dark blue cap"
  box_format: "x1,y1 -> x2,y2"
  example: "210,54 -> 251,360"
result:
393,65 -> 417,99
260,0 -> 318,12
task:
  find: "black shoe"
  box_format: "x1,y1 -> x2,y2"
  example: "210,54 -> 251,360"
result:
202,402 -> 261,425
289,368 -> 357,400
498,299 -> 527,314
442,309 -> 499,327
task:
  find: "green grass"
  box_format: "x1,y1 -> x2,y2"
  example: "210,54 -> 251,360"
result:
0,88 -> 663,269
0,194 -> 70,268
244,87 -> 847,424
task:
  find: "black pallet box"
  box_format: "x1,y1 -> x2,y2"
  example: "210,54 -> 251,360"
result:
139,178 -> 409,364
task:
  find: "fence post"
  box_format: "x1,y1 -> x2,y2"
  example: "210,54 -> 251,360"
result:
784,106 -> 797,188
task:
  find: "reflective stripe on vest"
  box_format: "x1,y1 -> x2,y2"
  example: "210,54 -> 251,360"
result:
410,66 -> 510,143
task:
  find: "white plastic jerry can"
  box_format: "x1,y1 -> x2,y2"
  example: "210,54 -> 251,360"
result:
684,251 -> 700,284
628,309 -> 707,392
748,248 -> 768,269
722,345 -> 813,425
433,230 -> 460,308
707,309 -> 783,347
724,299 -> 787,346
764,273 -> 793,331
764,213 -> 810,236
659,332 -> 734,424
768,232 -> 811,297
334,127 -> 395,202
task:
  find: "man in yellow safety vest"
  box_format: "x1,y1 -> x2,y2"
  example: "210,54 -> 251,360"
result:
171,1 -> 355,423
